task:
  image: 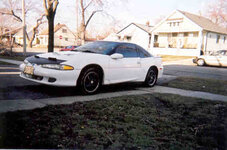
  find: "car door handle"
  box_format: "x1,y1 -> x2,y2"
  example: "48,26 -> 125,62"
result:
137,61 -> 141,64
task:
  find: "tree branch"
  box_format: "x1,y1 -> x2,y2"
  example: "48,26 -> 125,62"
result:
43,0 -> 49,16
85,10 -> 102,29
0,10 -> 22,22
53,0 -> 59,13
84,0 -> 94,11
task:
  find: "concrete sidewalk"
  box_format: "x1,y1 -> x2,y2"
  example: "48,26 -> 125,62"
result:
0,86 -> 226,113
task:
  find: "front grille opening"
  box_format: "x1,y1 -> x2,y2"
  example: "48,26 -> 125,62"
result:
48,77 -> 56,83
24,73 -> 43,81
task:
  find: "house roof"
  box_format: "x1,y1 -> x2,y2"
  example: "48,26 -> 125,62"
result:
0,27 -> 22,36
117,23 -> 153,34
39,23 -> 66,35
13,27 -> 34,38
178,10 -> 227,34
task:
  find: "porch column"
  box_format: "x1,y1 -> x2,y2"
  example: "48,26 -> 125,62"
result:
150,32 -> 155,54
197,30 -> 203,56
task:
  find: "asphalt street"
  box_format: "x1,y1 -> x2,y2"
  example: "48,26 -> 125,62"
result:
0,64 -> 226,101
164,64 -> 227,80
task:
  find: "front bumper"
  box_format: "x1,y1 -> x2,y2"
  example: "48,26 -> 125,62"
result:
158,65 -> 164,78
192,58 -> 198,64
19,63 -> 81,86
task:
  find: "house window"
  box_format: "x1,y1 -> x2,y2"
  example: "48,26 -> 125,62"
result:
154,35 -> 158,42
193,32 -> 198,37
184,33 -> 188,37
65,38 -> 68,41
126,36 -> 131,41
62,29 -> 67,33
172,33 -> 178,37
224,36 -> 226,43
169,23 -> 172,27
216,35 -> 220,43
173,22 -> 176,27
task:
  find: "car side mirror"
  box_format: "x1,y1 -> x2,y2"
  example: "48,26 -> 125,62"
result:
110,53 -> 123,59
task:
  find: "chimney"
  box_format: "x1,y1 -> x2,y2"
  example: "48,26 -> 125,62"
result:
146,21 -> 150,26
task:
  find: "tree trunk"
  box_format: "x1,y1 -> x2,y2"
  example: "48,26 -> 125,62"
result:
80,24 -> 85,45
48,11 -> 54,52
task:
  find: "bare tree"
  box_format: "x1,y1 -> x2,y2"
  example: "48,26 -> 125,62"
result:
43,0 -> 59,52
0,0 -> 45,48
76,0 -> 128,44
78,0 -> 103,44
28,14 -> 45,47
205,0 -> 227,27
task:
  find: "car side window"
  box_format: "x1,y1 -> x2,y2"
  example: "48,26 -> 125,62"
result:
115,46 -> 138,58
137,45 -> 152,58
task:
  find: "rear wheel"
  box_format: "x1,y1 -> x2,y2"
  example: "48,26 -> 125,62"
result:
144,68 -> 158,87
80,68 -> 101,95
197,59 -> 205,66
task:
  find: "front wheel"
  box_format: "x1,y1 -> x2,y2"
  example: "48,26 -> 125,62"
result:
197,59 -> 205,66
80,68 -> 101,95
144,68 -> 158,87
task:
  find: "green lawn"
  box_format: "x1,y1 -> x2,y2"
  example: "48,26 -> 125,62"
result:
0,94 -> 226,149
164,77 -> 227,96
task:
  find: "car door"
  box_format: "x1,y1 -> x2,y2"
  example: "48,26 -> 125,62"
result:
219,51 -> 227,66
107,44 -> 141,84
204,53 -> 221,66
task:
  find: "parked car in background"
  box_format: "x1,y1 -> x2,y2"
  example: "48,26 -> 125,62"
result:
193,50 -> 227,67
19,41 -> 163,94
60,46 -> 79,51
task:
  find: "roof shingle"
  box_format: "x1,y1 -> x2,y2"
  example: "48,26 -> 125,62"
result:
178,10 -> 227,35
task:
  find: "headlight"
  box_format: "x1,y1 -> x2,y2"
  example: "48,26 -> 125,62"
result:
41,64 -> 74,70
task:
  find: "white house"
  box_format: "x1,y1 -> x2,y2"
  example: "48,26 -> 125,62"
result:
14,27 -> 38,46
38,23 -> 76,47
105,23 -> 153,50
150,10 -> 227,56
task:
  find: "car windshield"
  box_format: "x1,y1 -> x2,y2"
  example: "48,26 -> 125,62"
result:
72,41 -> 118,55
65,46 -> 72,49
211,50 -> 227,56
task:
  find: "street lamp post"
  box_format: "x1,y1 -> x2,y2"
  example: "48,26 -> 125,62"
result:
22,0 -> 26,56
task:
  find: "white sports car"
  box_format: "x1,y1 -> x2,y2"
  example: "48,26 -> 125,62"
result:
19,41 -> 163,94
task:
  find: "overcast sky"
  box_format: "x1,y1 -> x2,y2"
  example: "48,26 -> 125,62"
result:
54,0 -> 214,32
0,0 -> 215,34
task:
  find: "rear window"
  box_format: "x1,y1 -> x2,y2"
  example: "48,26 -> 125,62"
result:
137,45 -> 152,58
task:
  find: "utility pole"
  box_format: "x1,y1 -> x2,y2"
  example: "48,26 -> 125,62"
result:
76,0 -> 79,45
22,0 -> 26,56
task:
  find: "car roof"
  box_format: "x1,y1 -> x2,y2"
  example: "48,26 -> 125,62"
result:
95,41 -> 137,46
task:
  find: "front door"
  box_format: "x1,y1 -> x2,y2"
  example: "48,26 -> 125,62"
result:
107,44 -> 141,84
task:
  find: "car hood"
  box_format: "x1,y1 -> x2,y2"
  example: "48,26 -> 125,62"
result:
26,51 -> 106,65
37,51 -> 101,61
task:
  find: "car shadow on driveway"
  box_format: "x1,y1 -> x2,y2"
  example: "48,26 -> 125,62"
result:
0,82 -> 144,101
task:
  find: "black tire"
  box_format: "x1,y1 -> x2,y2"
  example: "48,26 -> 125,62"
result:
144,68 -> 158,87
79,68 -> 101,95
197,59 -> 205,66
